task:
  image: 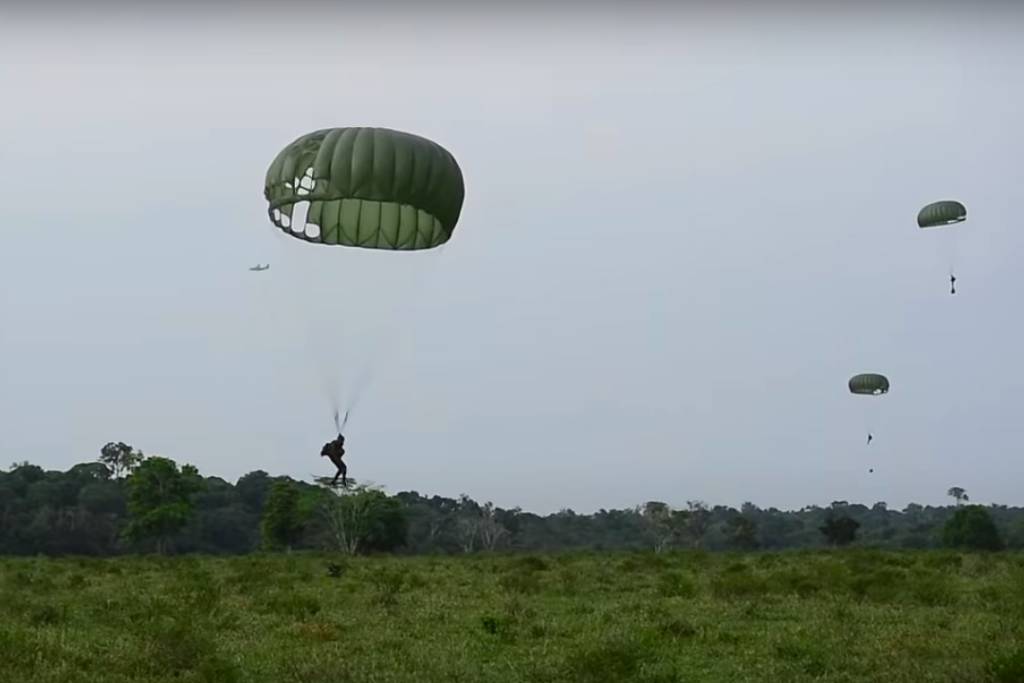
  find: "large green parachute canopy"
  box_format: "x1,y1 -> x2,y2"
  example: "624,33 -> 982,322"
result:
917,200 -> 966,229
848,373 -> 890,396
264,127 -> 465,250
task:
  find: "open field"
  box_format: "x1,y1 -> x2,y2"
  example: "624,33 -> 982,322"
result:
2,550 -> 1023,682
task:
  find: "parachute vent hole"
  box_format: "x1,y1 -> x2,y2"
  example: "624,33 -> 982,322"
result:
306,222 -> 322,239
272,209 -> 282,222
282,214 -> 291,229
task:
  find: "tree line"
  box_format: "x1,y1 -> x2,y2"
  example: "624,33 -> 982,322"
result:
0,442 -> 1019,556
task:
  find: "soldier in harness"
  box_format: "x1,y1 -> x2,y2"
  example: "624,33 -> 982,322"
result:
321,433 -> 348,487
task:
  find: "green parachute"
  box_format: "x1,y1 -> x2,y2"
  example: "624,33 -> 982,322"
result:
917,200 -> 966,229
848,373 -> 890,396
264,127 -> 465,250
849,373 -> 889,460
259,127 -> 465,438
917,200 -> 966,294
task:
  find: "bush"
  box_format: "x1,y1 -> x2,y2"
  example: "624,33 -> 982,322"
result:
562,637 -> 646,683
515,555 -> 549,572
711,568 -> 768,599
498,568 -> 542,595
657,571 -> 698,598
370,567 -> 407,606
908,573 -> 957,607
989,648 -> 1024,683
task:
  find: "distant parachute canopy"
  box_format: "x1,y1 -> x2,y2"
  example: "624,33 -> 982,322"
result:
849,373 -> 890,396
917,200 -> 966,229
264,127 -> 465,250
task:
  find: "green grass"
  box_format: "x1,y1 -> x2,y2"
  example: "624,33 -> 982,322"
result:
0,550 -> 1022,682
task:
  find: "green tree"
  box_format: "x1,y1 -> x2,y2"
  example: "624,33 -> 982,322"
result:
123,457 -> 201,554
260,480 -> 304,551
725,514 -> 759,550
463,501 -> 507,551
364,494 -> 408,553
942,505 -> 1003,551
686,500 -> 711,549
320,485 -> 407,555
641,501 -> 689,552
819,514 -> 860,547
1006,518 -> 1024,550
947,486 -> 969,506
236,470 -> 272,513
99,442 -> 144,479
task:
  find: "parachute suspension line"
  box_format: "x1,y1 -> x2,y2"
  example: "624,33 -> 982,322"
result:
266,207 -> 360,432
334,239 -> 452,426
949,227 -> 961,295
861,401 -> 875,445
268,209 -> 348,421
334,408 -> 349,434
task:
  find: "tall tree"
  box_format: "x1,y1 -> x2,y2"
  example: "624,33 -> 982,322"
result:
123,457 -> 201,554
236,470 -> 272,513
98,442 -> 144,479
819,514 -> 860,547
641,501 -> 688,552
260,480 -> 304,551
686,500 -> 711,549
947,487 -> 969,506
320,485 -> 406,555
943,505 -> 1003,551
725,514 -> 759,550
454,494 -> 482,553
476,502 -> 510,551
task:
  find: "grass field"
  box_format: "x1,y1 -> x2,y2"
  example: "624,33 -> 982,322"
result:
2,550 -> 1023,682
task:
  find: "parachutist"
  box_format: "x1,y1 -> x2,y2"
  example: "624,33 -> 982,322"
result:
917,200 -> 966,298
867,433 -> 873,445
321,434 -> 347,487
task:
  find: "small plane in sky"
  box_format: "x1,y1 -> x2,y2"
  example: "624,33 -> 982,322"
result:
248,264 -> 270,272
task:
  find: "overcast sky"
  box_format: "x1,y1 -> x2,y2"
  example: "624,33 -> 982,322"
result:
1,3 -> 1022,514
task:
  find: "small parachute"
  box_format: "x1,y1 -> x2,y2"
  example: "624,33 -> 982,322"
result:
264,127 -> 465,250
917,200 -> 966,229
848,373 -> 890,396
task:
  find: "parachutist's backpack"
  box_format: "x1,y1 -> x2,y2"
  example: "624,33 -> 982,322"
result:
324,438 -> 344,460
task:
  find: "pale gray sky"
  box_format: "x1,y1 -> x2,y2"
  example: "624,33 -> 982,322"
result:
2,4 -> 1022,514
